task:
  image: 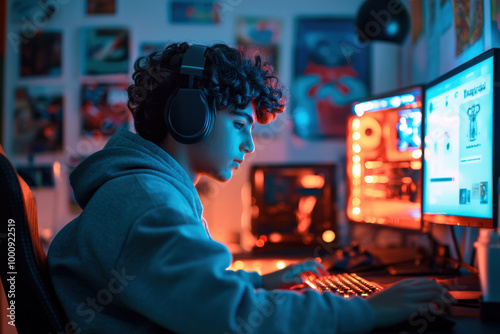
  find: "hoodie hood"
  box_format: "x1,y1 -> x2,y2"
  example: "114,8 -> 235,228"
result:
70,128 -> 202,217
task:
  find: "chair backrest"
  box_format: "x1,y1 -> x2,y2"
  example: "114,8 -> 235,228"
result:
0,145 -> 69,334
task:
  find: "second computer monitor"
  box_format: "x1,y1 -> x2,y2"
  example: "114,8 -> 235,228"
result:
250,164 -> 338,250
423,49 -> 500,228
347,86 -> 423,230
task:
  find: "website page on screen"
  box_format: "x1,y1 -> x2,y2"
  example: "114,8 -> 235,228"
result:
424,57 -> 493,218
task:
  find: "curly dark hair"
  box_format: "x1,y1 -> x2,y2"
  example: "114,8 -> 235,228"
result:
127,42 -> 287,143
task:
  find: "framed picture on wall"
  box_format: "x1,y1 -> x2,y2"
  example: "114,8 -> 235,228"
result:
20,31 -> 62,77
292,18 -> 371,139
82,28 -> 130,75
86,0 -> 116,15
169,1 -> 220,24
80,82 -> 131,137
453,0 -> 484,56
13,86 -> 64,155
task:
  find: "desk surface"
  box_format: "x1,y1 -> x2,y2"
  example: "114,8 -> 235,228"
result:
362,272 -> 500,333
367,298 -> 500,333
231,256 -> 500,334
446,306 -> 500,334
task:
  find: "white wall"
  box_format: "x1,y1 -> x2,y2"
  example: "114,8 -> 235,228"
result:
3,0 -> 401,247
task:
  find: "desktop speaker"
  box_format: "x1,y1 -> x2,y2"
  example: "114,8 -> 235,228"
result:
355,0 -> 410,44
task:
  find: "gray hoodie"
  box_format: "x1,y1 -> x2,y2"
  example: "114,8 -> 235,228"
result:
48,128 -> 375,334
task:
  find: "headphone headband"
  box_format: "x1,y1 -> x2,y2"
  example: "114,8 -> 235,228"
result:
181,45 -> 207,85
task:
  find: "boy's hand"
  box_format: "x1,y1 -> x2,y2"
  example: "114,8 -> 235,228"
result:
261,259 -> 328,290
366,277 -> 457,328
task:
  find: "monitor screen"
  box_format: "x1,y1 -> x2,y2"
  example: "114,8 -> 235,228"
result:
250,164 -> 337,250
347,86 -> 423,230
423,49 -> 499,228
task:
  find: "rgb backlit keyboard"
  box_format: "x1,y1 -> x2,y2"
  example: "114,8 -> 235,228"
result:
302,272 -> 384,298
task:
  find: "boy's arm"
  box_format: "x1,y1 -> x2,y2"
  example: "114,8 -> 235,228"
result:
113,205 -> 376,334
230,269 -> 263,288
229,259 -> 326,290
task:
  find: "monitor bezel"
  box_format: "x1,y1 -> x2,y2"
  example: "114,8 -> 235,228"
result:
422,48 -> 500,229
351,85 -> 424,110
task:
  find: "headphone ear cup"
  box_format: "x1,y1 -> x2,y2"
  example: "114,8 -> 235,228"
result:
200,99 -> 216,142
165,88 -> 213,144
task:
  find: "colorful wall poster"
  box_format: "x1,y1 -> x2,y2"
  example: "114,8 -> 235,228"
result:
82,28 -> 130,75
86,0 -> 116,15
169,1 -> 220,24
292,18 -> 370,139
13,86 -> 63,155
454,0 -> 484,56
80,82 -> 130,137
20,31 -> 62,77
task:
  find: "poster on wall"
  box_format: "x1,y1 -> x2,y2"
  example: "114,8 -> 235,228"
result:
13,86 -> 64,155
80,82 -> 131,137
169,1 -> 220,24
86,0 -> 116,15
20,31 -> 62,77
10,0 -> 56,24
292,18 -> 370,139
82,28 -> 130,75
235,17 -> 281,74
453,0 -> 484,56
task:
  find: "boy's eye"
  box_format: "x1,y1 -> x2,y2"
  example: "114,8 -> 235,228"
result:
234,122 -> 244,129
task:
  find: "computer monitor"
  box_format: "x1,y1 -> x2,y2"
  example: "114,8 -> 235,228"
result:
346,86 -> 423,230
250,164 -> 337,250
423,49 -> 500,228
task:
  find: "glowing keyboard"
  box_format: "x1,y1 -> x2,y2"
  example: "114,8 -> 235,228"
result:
302,273 -> 384,298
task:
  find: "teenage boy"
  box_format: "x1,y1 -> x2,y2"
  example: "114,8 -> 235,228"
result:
48,43 -> 454,333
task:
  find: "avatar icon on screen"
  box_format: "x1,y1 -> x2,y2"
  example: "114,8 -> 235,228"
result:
480,182 -> 488,204
467,103 -> 480,142
459,189 -> 467,205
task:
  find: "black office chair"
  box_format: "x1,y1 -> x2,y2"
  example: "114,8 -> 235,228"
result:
0,144 -> 69,333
